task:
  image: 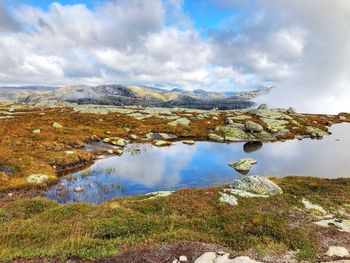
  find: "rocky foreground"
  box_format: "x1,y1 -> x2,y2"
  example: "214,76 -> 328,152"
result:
1,104 -> 350,262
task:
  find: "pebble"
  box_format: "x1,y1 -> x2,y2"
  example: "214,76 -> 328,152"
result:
325,246 -> 349,257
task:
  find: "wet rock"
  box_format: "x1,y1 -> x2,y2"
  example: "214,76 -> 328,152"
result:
244,121 -> 263,133
169,117 -> 191,126
306,126 -> 329,138
115,138 -> 126,147
146,132 -> 177,140
228,158 -> 257,174
103,138 -> 110,143
233,176 -> 283,196
325,246 -> 349,257
287,107 -> 296,114
219,192 -> 238,206
208,133 -> 224,142
52,122 -> 63,128
183,140 -> 195,145
243,141 -> 263,153
32,129 -> 41,134
154,140 -> 172,147
258,104 -> 268,110
26,174 -> 49,183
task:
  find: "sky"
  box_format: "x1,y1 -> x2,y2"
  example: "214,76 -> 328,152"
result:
0,0 -> 350,113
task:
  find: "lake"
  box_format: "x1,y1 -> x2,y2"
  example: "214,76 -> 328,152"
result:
46,123 -> 350,203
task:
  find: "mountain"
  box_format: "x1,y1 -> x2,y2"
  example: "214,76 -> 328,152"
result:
0,85 -> 272,110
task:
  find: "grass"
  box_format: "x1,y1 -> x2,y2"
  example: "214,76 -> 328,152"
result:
1,177 -> 350,261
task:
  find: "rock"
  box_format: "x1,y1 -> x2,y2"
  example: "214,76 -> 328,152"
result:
32,129 -> 41,134
310,132 -> 317,139
258,104 -> 268,110
194,253 -> 261,263
287,107 -> 296,114
228,158 -> 257,175
169,117 -> 191,126
103,138 -> 110,143
225,118 -> 234,125
243,142 -> 262,153
115,138 -> 126,147
107,150 -> 114,154
183,140 -> 195,145
244,121 -> 263,133
327,121 -> 333,126
302,198 -> 327,215
314,218 -> 350,233
146,132 -> 177,140
223,189 -> 269,198
339,116 -> 347,121
233,176 -> 283,196
130,134 -> 137,140
74,187 -> 84,193
26,174 -> 49,184
154,140 -> 172,147
219,192 -> 238,206
208,133 -> 224,142
146,191 -> 174,199
325,246 -> 349,257
179,255 -> 188,262
321,260 -> 350,263
52,122 -> 63,128
65,151 -> 75,155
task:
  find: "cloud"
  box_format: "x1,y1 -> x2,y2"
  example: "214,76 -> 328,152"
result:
0,0 -> 350,113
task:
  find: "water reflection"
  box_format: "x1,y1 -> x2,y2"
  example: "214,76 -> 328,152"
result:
46,123 -> 350,204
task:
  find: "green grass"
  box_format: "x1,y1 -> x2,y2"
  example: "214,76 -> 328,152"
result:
1,177 -> 350,261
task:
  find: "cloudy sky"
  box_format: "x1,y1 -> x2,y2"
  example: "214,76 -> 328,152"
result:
0,0 -> 350,113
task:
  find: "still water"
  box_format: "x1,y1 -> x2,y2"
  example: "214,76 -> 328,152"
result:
46,123 -> 350,204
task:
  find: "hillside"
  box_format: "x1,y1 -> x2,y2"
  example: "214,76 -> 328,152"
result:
0,85 -> 272,110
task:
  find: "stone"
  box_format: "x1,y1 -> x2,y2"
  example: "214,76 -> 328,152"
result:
233,176 -> 283,196
169,117 -> 191,126
339,116 -> 347,121
183,140 -> 195,145
32,129 -> 41,134
115,138 -> 126,147
65,151 -> 75,155
244,121 -> 263,133
52,122 -> 63,128
314,219 -> 350,233
228,158 -> 257,174
287,107 -> 296,114
26,174 -> 49,184
130,134 -> 137,140
154,140 -> 172,147
103,138 -> 110,143
194,253 -> 261,263
225,118 -> 234,125
219,192 -> 238,206
258,104 -> 268,110
208,133 -> 224,142
302,198 -> 327,215
325,246 -> 349,257
179,255 -> 188,262
223,189 -> 269,198
146,132 -> 177,140
146,191 -> 174,199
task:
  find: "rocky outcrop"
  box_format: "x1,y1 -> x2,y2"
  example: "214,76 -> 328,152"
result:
26,174 -> 49,183
194,253 -> 261,263
232,176 -> 283,196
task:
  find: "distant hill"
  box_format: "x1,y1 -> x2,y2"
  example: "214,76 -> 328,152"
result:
0,84 -> 272,110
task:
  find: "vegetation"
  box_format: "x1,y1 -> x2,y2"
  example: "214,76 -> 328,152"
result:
1,176 -> 350,261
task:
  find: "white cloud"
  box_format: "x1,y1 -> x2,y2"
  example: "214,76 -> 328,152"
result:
0,0 -> 350,113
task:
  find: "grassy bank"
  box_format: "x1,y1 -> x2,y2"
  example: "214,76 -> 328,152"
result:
1,176 -> 350,262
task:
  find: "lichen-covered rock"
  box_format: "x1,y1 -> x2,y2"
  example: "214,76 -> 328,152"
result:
325,246 -> 349,257
219,192 -> 238,206
244,121 -> 263,133
26,174 -> 49,183
208,133 -> 224,142
154,140 -> 172,146
52,122 -> 63,128
229,158 -> 257,174
169,117 -> 191,126
115,138 -> 126,147
195,253 -> 261,263
32,129 -> 41,134
315,218 -> 350,233
258,104 -> 268,110
302,198 -> 327,215
233,176 -> 283,196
